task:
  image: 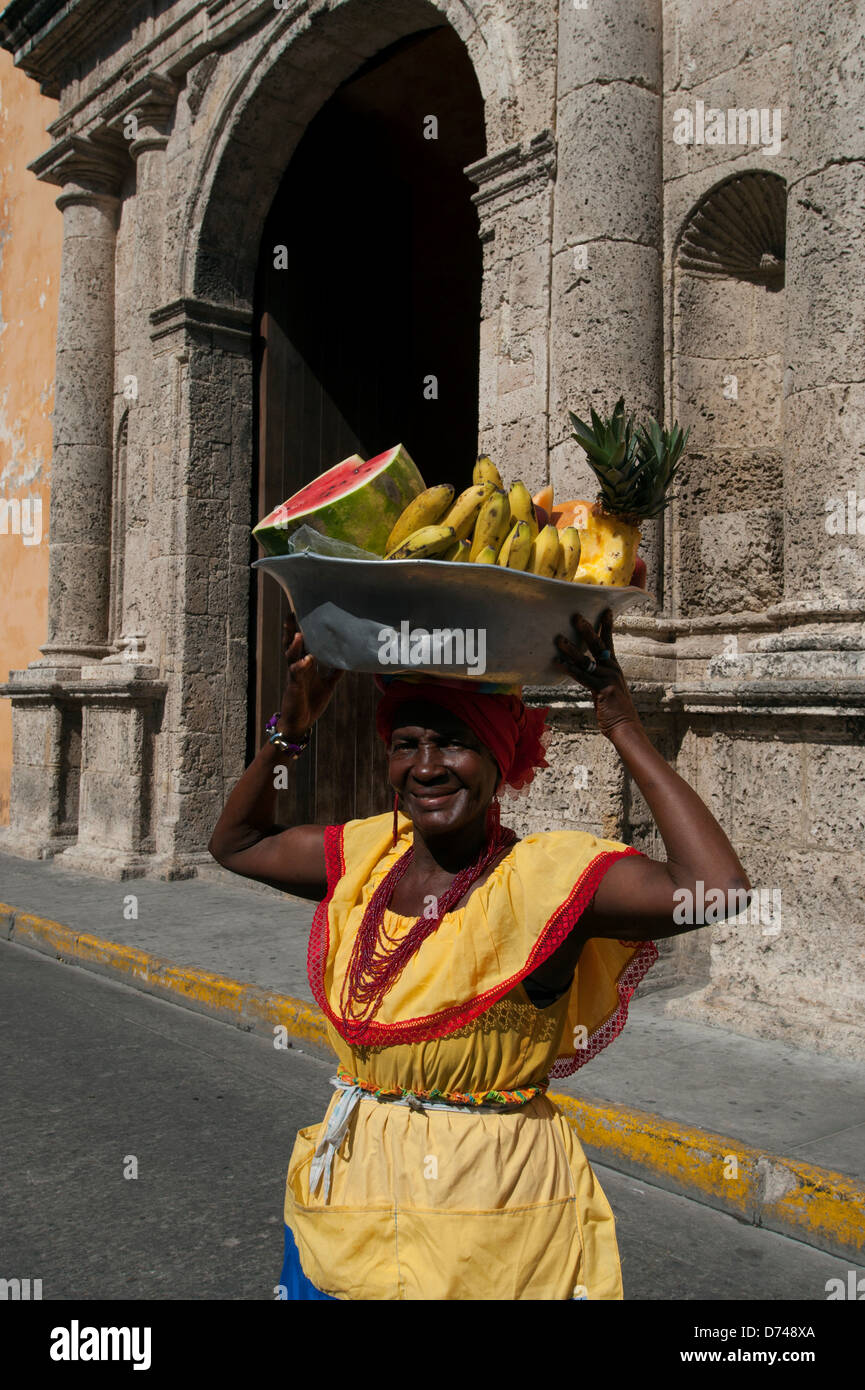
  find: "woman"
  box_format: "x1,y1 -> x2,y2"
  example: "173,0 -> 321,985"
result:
208,608 -> 750,1300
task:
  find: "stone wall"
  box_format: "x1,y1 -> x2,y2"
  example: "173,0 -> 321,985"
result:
0,0 -> 862,1058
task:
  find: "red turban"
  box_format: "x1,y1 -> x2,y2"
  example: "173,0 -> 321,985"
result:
374,675 -> 550,793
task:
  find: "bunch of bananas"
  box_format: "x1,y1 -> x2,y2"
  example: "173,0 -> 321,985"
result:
384,457 -> 582,580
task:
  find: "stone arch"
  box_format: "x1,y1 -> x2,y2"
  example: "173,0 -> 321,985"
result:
159,0 -> 529,865
670,171 -> 788,616
182,0 -> 522,310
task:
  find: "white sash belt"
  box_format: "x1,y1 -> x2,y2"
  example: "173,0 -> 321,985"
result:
308,1076 -> 527,1203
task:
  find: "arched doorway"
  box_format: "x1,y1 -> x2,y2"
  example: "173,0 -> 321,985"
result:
250,25 -> 486,824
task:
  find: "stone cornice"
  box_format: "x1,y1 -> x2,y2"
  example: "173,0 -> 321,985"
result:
149,296 -> 254,347
0,0 -> 132,96
466,130 -> 557,210
0,0 -> 294,97
524,677 -> 865,719
100,72 -> 181,155
619,598 -> 865,640
28,131 -> 129,195
668,680 -> 865,718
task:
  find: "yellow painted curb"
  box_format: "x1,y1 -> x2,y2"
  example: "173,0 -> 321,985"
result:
2,902 -> 330,1052
548,1098 -> 864,1259
551,1093 -> 760,1221
3,900 -> 863,1260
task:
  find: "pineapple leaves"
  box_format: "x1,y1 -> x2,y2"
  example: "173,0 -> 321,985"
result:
569,397 -> 690,521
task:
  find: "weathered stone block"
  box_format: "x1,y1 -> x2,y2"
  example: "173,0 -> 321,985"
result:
729,736 -> 804,842
558,0 -> 660,97
805,743 -> 865,847
554,84 -> 662,250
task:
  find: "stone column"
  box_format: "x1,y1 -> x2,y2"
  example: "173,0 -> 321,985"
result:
780,0 -> 865,621
0,134 -> 127,860
549,0 -> 664,595
54,84 -> 178,879
28,134 -> 128,667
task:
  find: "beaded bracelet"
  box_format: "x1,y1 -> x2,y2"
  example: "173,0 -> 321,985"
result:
265,712 -> 310,758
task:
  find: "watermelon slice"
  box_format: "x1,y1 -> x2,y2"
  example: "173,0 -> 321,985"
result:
252,445 -> 426,557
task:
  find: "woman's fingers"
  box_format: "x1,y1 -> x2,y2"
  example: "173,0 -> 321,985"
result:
553,633 -> 609,690
571,611 -> 603,649
597,608 -> 617,663
285,631 -> 305,664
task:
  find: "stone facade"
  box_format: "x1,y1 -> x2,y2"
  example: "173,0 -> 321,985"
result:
0,0 -> 863,1058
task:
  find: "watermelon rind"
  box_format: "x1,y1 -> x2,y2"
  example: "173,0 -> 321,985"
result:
252,446 -> 426,557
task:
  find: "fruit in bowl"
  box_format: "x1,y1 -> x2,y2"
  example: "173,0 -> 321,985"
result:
563,399 -> 689,587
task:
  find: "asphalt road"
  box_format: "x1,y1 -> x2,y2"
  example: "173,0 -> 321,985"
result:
1,939 -> 861,1304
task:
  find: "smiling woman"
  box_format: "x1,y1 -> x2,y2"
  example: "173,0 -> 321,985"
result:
207,610 -> 751,1300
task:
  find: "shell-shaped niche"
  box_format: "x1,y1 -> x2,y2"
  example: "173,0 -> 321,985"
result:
677,172 -> 786,287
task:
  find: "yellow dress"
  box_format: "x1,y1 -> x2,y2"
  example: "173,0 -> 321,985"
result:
284,811 -> 657,1300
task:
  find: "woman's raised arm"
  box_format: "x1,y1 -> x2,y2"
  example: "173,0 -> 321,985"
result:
207,616 -> 344,900
554,610 -> 751,941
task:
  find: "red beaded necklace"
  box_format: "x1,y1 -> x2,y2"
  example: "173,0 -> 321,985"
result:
338,819 -> 518,1042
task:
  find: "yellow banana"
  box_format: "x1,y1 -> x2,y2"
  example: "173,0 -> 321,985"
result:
385,484 -> 455,554
443,537 -> 471,562
473,455 -> 503,489
469,489 -> 511,561
557,526 -> 582,580
442,482 -> 495,541
386,524 -> 456,560
508,481 -> 538,540
529,524 -> 561,578
497,523 -> 519,567
473,545 -> 498,564
502,520 -> 533,570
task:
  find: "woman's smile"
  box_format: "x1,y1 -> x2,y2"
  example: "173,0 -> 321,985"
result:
406,785 -> 464,810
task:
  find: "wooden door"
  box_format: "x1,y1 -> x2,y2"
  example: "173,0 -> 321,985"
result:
250,26 -> 485,826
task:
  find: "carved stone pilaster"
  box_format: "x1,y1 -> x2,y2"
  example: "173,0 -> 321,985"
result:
465,133 -> 557,496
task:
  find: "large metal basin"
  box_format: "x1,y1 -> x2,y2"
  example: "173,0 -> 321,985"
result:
253,553 -> 653,685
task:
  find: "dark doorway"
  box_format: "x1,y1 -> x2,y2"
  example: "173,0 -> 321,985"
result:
250,24 -> 486,826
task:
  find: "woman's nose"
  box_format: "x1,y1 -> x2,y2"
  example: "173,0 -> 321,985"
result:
410,742 -> 448,779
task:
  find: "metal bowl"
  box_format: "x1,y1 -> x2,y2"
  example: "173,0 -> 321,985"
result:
253,553 -> 654,685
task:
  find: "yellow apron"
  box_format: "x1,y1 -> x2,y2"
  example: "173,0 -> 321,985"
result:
285,812 -> 657,1300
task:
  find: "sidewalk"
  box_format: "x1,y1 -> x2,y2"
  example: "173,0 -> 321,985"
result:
2,848 -> 863,1262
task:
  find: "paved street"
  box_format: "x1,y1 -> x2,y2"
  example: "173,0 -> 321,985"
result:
1,939 -> 861,1303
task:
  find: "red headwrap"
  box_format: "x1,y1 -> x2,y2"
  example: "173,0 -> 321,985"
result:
374,676 -> 550,793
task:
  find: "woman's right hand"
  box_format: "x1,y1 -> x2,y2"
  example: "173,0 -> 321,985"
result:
278,613 -> 345,737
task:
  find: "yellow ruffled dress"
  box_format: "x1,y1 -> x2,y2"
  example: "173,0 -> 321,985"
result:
284,811 -> 657,1300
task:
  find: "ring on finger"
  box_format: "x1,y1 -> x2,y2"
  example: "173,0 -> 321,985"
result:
599,649 -> 612,661
585,657 -> 597,674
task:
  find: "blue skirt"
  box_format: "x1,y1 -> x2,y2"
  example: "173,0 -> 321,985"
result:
278,1224 -> 338,1301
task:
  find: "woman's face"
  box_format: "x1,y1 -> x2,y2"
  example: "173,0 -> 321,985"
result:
387,700 -> 500,838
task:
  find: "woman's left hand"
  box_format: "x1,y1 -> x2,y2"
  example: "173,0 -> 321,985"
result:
554,609 -> 641,740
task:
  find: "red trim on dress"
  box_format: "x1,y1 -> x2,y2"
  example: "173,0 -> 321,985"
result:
548,936 -> 658,1077
307,829 -> 657,1065
305,824 -> 345,1003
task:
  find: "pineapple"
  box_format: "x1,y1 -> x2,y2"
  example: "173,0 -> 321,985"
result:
567,398 -> 689,586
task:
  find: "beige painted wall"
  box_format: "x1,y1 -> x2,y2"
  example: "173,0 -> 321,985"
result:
0,53 -> 60,824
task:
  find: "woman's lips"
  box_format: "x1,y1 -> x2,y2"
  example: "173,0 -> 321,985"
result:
410,788 -> 460,808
